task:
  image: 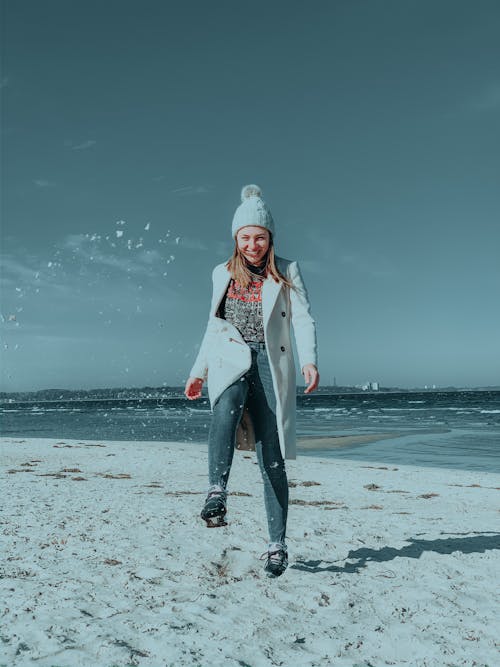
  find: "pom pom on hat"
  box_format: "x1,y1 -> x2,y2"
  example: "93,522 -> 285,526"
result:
232,184 -> 275,238
241,184 -> 262,202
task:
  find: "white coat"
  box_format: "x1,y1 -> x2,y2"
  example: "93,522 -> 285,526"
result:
189,256 -> 317,460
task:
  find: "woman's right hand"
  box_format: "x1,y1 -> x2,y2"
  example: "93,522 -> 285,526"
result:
184,376 -> 204,400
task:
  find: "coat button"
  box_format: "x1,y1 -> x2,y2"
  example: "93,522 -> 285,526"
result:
281,311 -> 286,317
280,345 -> 286,352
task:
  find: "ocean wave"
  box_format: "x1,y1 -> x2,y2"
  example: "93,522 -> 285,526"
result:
381,408 -> 427,412
368,415 -> 402,420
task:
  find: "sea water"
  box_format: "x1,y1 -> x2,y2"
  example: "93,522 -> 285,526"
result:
1,390 -> 499,472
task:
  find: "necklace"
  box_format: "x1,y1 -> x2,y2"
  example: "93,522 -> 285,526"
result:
246,261 -> 266,280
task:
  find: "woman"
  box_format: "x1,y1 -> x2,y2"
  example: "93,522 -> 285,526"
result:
184,184 -> 319,578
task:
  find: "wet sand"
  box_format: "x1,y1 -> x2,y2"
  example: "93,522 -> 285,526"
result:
297,428 -> 450,450
297,432 -> 400,449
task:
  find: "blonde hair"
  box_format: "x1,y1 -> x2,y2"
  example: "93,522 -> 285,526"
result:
226,235 -> 293,289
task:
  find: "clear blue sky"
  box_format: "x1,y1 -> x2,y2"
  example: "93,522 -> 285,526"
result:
1,0 -> 499,391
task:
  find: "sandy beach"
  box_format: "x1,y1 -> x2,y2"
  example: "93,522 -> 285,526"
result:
1,436 -> 499,667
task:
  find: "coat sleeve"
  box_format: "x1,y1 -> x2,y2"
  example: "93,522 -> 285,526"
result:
188,267 -> 218,380
288,260 -> 318,370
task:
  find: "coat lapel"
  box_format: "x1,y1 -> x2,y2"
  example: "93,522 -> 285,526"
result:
262,277 -> 282,330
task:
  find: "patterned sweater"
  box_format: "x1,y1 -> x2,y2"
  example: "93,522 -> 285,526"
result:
219,264 -> 265,342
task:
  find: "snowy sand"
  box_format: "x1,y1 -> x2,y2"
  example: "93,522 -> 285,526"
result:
1,436 -> 499,667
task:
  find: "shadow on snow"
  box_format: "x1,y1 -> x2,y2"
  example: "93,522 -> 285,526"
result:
291,532 -> 500,574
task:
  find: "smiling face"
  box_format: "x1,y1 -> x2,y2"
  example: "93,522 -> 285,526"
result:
235,226 -> 271,265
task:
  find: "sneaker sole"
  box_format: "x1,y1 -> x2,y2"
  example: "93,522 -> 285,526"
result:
202,515 -> 228,528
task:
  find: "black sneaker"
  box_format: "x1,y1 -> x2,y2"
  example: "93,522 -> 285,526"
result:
201,489 -> 227,528
261,545 -> 288,578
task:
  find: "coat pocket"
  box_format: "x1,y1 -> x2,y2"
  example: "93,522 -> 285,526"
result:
229,337 -> 244,345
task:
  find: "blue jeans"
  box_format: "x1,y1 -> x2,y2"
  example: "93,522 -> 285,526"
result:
207,342 -> 288,546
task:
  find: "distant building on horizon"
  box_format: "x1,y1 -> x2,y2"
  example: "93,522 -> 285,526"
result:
357,381 -> 380,391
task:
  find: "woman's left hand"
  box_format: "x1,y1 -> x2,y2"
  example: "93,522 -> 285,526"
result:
302,364 -> 320,394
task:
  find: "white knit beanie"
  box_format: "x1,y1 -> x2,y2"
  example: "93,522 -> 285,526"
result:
231,184 -> 275,238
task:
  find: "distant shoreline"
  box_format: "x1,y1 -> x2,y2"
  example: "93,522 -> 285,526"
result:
2,386 -> 499,405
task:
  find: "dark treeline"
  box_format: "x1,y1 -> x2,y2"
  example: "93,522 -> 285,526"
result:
0,386 -> 182,403
1,385 -> 498,404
